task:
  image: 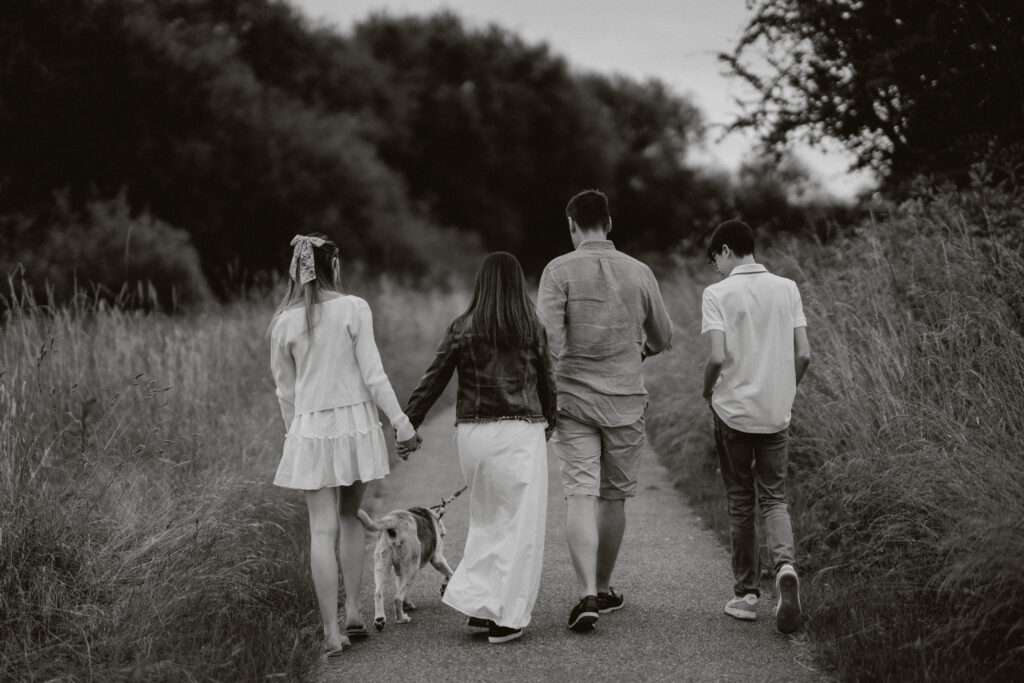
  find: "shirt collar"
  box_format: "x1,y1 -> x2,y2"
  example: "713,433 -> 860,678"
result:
728,263 -> 768,276
577,239 -> 615,251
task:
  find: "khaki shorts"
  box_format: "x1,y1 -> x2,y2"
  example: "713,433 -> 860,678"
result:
555,413 -> 646,500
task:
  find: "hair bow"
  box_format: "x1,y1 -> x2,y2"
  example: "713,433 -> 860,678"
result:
289,235 -> 326,284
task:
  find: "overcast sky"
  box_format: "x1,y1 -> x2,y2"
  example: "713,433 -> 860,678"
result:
291,0 -> 875,198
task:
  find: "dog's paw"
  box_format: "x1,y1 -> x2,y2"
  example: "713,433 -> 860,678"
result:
396,614 -> 412,624
374,617 -> 386,631
403,599 -> 417,611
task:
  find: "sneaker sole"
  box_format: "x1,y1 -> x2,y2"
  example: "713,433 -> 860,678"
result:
775,572 -> 801,633
488,630 -> 523,644
724,606 -> 757,621
598,603 -> 624,614
568,611 -> 599,632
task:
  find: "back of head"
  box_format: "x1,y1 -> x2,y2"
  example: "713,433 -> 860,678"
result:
566,189 -> 611,232
463,251 -> 540,349
272,232 -> 341,336
706,219 -> 755,261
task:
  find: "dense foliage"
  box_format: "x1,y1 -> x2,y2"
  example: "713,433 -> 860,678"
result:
2,0 -> 831,302
723,0 -> 1024,189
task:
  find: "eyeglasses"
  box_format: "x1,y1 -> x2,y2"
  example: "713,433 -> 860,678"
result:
707,250 -> 721,268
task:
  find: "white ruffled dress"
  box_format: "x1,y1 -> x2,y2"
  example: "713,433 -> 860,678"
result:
269,295 -> 414,491
274,402 -> 390,489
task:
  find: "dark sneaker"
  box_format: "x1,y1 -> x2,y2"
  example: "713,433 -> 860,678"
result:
568,595 -> 599,632
487,623 -> 523,644
467,617 -> 492,629
775,564 -> 802,634
596,587 -> 624,614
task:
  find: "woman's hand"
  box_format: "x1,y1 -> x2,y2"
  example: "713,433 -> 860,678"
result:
397,431 -> 423,460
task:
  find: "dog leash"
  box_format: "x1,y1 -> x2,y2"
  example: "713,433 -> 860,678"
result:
430,485 -> 468,516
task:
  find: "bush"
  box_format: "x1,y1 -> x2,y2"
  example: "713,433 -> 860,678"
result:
1,194 -> 211,310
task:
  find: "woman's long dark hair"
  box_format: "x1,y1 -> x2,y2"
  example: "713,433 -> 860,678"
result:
459,252 -> 541,349
269,233 -> 341,337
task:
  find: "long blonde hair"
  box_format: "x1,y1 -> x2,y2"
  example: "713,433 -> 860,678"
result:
270,233 -> 341,337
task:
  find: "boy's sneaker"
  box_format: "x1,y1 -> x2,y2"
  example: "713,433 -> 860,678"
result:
596,587 -> 625,613
568,595 -> 599,632
488,623 -> 523,644
775,564 -> 802,634
724,593 -> 758,621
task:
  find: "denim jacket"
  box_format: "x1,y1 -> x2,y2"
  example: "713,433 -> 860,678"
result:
405,316 -> 557,430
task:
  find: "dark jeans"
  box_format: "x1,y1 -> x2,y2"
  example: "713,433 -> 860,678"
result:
713,412 -> 795,597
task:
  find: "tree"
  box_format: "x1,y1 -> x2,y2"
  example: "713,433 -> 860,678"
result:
582,74 -> 722,249
722,0 -> 1024,188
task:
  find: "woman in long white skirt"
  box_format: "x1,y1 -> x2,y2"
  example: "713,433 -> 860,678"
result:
404,252 -> 557,644
447,420 -> 547,631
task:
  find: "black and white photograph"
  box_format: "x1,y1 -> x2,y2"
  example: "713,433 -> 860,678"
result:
1,0 -> 1022,680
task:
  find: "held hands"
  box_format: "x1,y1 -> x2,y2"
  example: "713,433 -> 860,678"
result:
396,431 -> 422,460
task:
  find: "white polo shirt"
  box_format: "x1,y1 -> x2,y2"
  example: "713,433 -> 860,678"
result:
700,264 -> 807,433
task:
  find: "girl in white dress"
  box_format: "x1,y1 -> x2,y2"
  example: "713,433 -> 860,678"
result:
269,234 -> 421,656
404,252 -> 557,644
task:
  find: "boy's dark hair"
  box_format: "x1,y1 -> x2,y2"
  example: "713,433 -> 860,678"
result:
706,219 -> 755,262
565,189 -> 611,231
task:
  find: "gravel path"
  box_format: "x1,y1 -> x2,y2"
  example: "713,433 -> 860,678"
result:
320,406 -> 828,682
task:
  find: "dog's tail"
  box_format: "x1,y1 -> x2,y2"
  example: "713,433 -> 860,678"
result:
356,509 -> 399,533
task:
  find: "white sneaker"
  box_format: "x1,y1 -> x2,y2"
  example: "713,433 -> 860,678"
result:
724,593 -> 758,621
775,564 -> 801,633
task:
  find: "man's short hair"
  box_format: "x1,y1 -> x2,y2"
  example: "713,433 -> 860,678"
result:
566,189 -> 611,231
707,219 -> 755,261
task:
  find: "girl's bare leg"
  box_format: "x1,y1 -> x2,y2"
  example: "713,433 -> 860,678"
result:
338,481 -> 368,628
305,486 -> 347,650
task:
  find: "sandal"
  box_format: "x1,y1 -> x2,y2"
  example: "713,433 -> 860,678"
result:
345,624 -> 370,640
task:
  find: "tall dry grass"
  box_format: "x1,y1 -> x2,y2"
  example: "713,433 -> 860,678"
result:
0,276 -> 467,681
645,186 -> 1024,681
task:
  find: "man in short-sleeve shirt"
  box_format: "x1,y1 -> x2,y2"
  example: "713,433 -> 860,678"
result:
701,219 -> 811,634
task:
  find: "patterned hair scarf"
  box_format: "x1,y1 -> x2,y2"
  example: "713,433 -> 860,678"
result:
289,235 -> 326,284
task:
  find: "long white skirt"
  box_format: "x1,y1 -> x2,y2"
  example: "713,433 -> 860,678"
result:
442,420 -> 548,629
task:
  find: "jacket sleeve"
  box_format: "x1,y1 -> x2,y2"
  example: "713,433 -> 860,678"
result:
534,325 -> 558,429
269,321 -> 296,428
404,321 -> 459,429
353,300 -> 415,441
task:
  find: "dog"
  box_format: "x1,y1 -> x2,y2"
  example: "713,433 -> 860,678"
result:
356,505 -> 456,631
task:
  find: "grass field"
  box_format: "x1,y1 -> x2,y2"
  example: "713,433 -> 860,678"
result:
0,276 -> 466,681
644,191 -> 1024,681
4,188 -> 1022,681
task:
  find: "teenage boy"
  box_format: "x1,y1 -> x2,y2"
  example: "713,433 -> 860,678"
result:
701,219 -> 811,634
538,189 -> 674,632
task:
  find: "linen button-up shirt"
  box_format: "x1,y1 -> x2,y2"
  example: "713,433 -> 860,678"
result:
538,239 -> 674,427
